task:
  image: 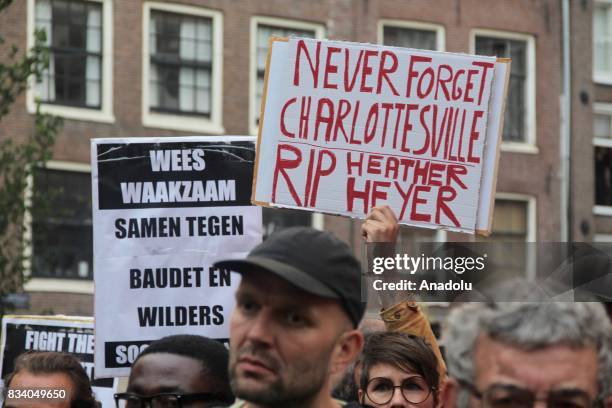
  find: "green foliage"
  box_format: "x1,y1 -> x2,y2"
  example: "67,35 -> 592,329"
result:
0,0 -> 62,314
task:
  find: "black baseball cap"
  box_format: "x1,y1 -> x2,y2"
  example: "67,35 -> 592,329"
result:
214,227 -> 365,327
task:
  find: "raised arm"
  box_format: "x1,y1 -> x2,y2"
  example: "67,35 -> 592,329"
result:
362,205 -> 447,379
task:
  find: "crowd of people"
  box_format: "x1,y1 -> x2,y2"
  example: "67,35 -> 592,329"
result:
2,206 -> 612,408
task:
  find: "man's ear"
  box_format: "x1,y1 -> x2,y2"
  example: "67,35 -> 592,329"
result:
438,377 -> 458,408
330,329 -> 364,376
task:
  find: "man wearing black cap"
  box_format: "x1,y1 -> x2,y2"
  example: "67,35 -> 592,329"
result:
214,227 -> 365,408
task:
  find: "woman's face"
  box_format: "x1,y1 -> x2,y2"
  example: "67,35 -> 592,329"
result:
359,363 -> 436,408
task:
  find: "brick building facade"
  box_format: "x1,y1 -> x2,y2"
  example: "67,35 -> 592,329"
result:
0,0 -> 607,315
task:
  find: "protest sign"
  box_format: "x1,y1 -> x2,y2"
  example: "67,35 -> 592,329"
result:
0,315 -> 118,407
253,38 -> 510,234
92,136 -> 262,377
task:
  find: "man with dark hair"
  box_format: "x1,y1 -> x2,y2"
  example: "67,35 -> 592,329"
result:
116,334 -> 234,408
3,351 -> 98,408
214,227 -> 365,408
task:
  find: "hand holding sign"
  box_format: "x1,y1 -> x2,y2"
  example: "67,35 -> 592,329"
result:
253,38 -> 510,235
361,205 -> 400,243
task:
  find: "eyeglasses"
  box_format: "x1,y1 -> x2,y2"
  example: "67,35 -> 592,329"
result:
458,381 -> 595,408
114,392 -> 231,408
365,376 -> 434,405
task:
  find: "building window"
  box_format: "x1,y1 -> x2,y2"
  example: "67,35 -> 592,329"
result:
35,0 -> 102,108
380,20 -> 444,51
473,31 -> 535,147
594,0 -> 612,83
486,199 -> 530,242
31,168 -> 92,280
142,2 -> 223,133
149,11 -> 212,117
476,196 -> 535,278
594,105 -> 612,213
250,17 -> 324,135
28,0 -> 113,122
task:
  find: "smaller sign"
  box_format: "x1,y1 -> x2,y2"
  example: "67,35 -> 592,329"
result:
92,136 -> 262,378
0,315 -> 118,407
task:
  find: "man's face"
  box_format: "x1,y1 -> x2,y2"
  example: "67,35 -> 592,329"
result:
229,272 -> 350,405
127,353 -> 214,406
4,370 -> 74,408
468,334 -> 599,408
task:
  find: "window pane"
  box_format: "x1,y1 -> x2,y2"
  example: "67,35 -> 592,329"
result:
476,36 -> 528,142
383,26 -> 438,50
195,69 -> 211,114
54,52 -> 86,105
180,18 -> 196,60
152,12 -> 180,56
595,113 -> 612,139
152,64 -> 179,110
35,0 -> 52,46
179,67 -> 195,111
594,4 -> 612,75
196,20 -> 212,62
150,11 -> 213,116
35,0 -> 103,108
257,25 -> 315,71
476,199 -> 530,275
32,169 -> 92,280
255,24 -> 316,126
595,146 -> 612,206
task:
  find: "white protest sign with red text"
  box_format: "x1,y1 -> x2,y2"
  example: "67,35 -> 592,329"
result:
253,38 -> 509,234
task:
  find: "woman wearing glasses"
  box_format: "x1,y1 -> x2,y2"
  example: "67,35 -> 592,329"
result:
358,332 -> 440,408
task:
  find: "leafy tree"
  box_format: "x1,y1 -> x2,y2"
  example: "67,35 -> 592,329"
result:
0,0 -> 62,315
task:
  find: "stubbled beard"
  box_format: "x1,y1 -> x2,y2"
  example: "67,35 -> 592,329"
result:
229,346 -> 329,406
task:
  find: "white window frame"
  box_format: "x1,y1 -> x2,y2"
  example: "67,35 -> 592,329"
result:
26,0 -> 114,123
594,0 -> 612,85
594,233 -> 612,242
470,29 -> 537,154
249,16 -> 325,136
593,103 -> 612,216
142,2 -> 224,133
377,19 -> 445,51
23,161 -> 94,295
